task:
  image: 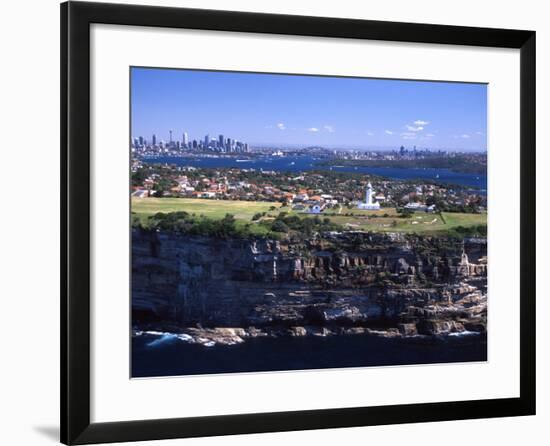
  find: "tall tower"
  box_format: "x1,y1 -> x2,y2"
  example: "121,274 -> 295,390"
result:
366,182 -> 373,205
182,132 -> 188,148
169,129 -> 173,144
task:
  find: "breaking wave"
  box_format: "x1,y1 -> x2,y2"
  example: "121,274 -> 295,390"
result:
136,331 -> 194,347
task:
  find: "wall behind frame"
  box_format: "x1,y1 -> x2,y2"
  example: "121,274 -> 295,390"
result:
0,0 -> 547,445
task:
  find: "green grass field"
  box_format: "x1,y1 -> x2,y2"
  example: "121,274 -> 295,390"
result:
132,198 -> 281,221
319,212 -> 486,233
132,197 -> 486,234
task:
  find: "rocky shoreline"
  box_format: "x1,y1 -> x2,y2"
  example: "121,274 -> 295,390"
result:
134,320 -> 485,349
132,230 -> 487,348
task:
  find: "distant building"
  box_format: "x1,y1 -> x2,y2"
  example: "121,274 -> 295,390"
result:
294,193 -> 309,202
357,182 -> 380,210
132,189 -> 148,198
195,191 -> 216,199
308,204 -> 323,214
404,202 -> 436,212
404,202 -> 423,210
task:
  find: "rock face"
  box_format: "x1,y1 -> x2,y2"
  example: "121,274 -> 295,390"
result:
132,229 -> 487,337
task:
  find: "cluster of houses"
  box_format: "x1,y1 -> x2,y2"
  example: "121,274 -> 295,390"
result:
131,172 -> 343,214
131,165 -> 485,214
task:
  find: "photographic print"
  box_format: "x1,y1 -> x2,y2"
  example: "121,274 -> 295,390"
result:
130,67 -> 488,378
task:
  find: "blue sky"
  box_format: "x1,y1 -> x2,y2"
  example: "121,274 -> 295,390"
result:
131,67 -> 487,151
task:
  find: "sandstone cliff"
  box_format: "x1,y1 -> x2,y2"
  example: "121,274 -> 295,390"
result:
132,230 -> 487,341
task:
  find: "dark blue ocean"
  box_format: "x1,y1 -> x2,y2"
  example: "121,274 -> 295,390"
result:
142,155 -> 487,190
132,333 -> 487,378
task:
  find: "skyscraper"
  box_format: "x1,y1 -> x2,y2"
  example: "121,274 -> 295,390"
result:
182,132 -> 189,148
219,134 -> 224,149
204,134 -> 210,147
152,134 -> 157,146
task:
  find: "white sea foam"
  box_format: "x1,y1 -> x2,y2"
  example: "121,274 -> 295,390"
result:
143,331 -> 168,336
143,331 -> 195,347
176,334 -> 194,342
448,330 -> 478,337
146,333 -> 178,347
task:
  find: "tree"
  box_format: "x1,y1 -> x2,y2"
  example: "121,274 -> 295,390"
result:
271,220 -> 289,233
397,208 -> 413,218
131,169 -> 148,188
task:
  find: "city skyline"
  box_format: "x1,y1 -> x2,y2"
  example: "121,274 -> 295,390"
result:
131,67 -> 487,151
133,130 -> 250,153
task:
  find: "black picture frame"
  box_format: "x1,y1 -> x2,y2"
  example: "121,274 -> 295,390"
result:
61,1 -> 536,444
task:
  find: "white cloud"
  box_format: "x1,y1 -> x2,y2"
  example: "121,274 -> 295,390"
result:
414,120 -> 430,126
366,131 -> 374,136
323,125 -> 335,133
385,130 -> 394,135
475,131 -> 484,135
425,133 -> 435,137
405,125 -> 424,132
276,123 -> 286,130
307,127 -> 319,132
401,132 -> 417,140
461,134 -> 470,139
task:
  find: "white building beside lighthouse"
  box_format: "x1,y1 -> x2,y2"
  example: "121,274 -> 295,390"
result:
357,182 -> 380,210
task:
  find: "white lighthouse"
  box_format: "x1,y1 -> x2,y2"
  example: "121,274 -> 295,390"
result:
357,182 -> 380,210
